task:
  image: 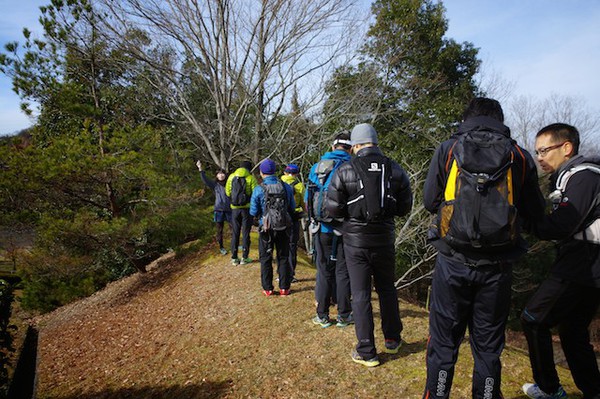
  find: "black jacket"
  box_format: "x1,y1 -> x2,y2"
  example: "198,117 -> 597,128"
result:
423,116 -> 545,264
326,146 -> 412,248
534,155 -> 600,287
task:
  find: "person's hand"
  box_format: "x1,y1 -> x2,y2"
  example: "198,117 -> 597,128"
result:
196,160 -> 202,171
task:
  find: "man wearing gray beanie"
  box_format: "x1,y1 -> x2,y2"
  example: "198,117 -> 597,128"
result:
326,123 -> 413,367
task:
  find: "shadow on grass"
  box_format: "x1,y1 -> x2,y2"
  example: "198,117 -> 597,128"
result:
54,380 -> 233,399
401,307 -> 429,318
104,247 -> 212,308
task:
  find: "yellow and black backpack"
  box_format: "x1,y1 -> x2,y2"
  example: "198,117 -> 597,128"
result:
437,130 -> 526,252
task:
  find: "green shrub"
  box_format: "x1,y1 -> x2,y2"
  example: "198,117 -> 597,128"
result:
18,204 -> 213,312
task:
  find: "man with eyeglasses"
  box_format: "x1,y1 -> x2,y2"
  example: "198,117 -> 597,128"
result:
521,123 -> 600,399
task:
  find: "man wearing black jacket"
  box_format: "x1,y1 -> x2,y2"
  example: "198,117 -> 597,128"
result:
422,98 -> 545,399
521,123 -> 600,399
326,123 -> 412,367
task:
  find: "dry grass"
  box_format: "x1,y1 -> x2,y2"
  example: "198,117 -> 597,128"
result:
32,233 -> 585,398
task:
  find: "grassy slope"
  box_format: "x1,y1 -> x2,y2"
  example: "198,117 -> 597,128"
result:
33,233 -> 583,398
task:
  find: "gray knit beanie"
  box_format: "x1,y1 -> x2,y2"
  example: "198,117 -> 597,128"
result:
350,123 -> 378,145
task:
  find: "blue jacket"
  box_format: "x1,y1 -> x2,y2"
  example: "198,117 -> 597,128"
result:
250,175 -> 296,229
200,171 -> 231,212
306,149 -> 351,233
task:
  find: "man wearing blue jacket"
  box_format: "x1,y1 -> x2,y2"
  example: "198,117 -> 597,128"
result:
307,132 -> 353,328
250,159 -> 296,296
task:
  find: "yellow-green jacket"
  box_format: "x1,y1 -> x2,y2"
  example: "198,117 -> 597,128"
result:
226,167 -> 258,209
281,174 -> 305,214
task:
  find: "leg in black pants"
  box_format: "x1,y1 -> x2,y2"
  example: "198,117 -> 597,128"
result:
240,208 -> 252,259
335,237 -> 352,318
259,230 -> 291,291
288,216 -> 300,277
314,231 -> 336,318
521,276 -> 600,398
345,244 -> 401,359
231,209 -> 243,260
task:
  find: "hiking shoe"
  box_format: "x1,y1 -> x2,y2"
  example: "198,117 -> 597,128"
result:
219,248 -> 227,255
231,258 -> 240,265
350,349 -> 380,367
336,314 -> 355,328
291,277 -> 299,283
312,315 -> 332,328
279,289 -> 290,296
522,383 -> 567,398
263,290 -> 274,297
240,258 -> 252,265
383,339 -> 402,354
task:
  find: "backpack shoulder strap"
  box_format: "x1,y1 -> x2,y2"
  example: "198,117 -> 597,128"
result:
445,140 -> 459,173
557,163 -> 600,193
511,144 -> 527,185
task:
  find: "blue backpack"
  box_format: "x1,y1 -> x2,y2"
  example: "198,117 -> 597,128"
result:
307,159 -> 339,223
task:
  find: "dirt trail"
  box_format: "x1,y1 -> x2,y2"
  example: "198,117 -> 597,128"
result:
33,241 -> 583,399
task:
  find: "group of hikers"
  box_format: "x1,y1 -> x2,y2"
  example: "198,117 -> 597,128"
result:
197,97 -> 600,399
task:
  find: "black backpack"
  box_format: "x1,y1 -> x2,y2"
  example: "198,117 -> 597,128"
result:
437,130 -> 524,252
347,154 -> 396,222
261,181 -> 292,231
230,176 -> 249,206
307,159 -> 339,223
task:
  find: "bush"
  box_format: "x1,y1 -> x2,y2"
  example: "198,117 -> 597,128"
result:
18,204 -> 213,312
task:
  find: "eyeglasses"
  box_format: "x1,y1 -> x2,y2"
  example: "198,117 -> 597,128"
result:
535,142 -> 567,157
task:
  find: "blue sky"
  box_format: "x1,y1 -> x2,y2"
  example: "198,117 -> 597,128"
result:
1,0 -> 600,136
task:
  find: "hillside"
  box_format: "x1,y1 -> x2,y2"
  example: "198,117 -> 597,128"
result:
32,236 -> 583,399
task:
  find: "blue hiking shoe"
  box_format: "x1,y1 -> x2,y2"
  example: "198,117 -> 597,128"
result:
522,383 -> 567,398
312,315 -> 332,328
336,314 -> 355,328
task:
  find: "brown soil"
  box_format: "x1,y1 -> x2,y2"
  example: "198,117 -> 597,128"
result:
31,238 -> 587,399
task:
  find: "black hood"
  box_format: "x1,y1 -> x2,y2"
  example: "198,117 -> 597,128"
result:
453,116 -> 511,139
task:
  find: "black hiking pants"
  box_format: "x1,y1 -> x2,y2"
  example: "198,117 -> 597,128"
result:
424,255 -> 512,399
314,231 -> 351,319
521,276 -> 600,398
231,208 -> 251,260
288,216 -> 301,276
344,243 -> 401,359
259,229 -> 291,291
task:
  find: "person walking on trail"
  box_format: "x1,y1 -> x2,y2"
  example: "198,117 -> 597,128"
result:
196,161 -> 232,255
326,124 -> 413,367
520,123 -> 600,399
226,160 -> 258,265
306,132 -> 354,329
250,158 -> 296,296
281,163 -> 304,283
422,97 -> 545,399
